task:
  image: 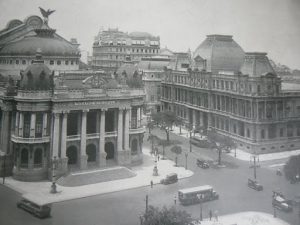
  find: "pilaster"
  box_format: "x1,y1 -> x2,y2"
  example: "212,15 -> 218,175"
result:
80,110 -> 88,169
117,108 -> 123,152
52,113 -> 60,158
42,113 -> 48,137
98,109 -> 106,167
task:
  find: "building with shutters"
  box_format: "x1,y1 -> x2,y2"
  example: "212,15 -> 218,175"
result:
92,28 -> 160,73
161,34 -> 300,154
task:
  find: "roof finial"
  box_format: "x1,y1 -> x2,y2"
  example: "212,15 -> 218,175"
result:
39,7 -> 55,25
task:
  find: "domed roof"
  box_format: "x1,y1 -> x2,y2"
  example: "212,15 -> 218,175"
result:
0,24 -> 80,57
193,35 -> 245,74
241,52 -> 276,77
20,50 -> 53,90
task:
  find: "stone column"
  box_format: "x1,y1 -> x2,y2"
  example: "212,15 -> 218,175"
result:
80,110 -> 88,169
52,113 -> 60,158
60,111 -> 68,172
18,112 -> 24,137
30,113 -> 36,138
42,113 -> 48,137
192,109 -> 196,129
117,108 -> 123,152
15,111 -> 19,136
0,111 -> 10,153
98,109 -> 106,167
124,108 -> 130,151
137,107 -> 140,127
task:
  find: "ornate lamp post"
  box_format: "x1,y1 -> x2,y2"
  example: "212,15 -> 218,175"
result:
153,149 -> 158,176
250,155 -> 260,180
197,194 -> 204,221
185,152 -> 188,170
50,156 -> 58,194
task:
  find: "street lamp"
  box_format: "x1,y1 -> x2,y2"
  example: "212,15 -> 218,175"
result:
189,132 -> 192,153
197,194 -> 204,221
153,156 -> 158,176
174,195 -> 177,205
50,156 -> 58,194
185,152 -> 188,170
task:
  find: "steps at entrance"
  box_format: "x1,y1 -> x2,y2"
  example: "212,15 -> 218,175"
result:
57,167 -> 136,187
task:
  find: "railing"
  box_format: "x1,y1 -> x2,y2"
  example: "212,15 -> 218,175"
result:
33,163 -> 43,168
67,134 -> 80,141
105,131 -> 117,137
17,90 -> 52,99
129,127 -> 145,134
11,135 -> 50,143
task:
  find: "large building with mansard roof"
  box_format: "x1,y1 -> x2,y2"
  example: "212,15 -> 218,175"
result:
161,34 -> 300,154
0,10 -> 145,181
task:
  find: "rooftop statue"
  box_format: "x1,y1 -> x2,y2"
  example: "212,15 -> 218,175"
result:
39,7 -> 55,25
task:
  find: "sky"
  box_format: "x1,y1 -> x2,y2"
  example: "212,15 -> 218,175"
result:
0,0 -> 300,69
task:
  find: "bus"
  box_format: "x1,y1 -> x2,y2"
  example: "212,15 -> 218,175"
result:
178,185 -> 219,205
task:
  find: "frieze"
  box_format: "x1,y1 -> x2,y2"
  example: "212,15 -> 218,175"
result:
52,100 -> 130,111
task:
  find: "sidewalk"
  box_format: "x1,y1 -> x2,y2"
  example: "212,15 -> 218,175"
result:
197,211 -> 290,225
4,146 -> 193,205
170,125 -> 300,162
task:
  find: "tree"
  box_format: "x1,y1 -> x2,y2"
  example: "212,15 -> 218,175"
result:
284,154 -> 300,183
151,111 -> 178,141
207,129 -> 236,165
146,120 -> 155,134
147,134 -> 159,155
170,145 -> 182,167
141,205 -> 193,225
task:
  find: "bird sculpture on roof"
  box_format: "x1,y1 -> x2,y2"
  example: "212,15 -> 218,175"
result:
39,7 -> 55,25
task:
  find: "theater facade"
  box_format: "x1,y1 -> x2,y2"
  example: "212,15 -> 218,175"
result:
161,35 -> 300,154
0,11 -> 145,181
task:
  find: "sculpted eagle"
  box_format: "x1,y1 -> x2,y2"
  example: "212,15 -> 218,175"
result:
39,7 -> 55,18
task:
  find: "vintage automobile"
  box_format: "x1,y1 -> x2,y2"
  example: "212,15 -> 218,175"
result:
160,173 -> 178,185
17,198 -> 51,218
247,179 -> 263,191
196,159 -> 209,169
272,192 -> 293,212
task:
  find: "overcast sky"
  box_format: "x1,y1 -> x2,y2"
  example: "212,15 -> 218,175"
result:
0,0 -> 299,69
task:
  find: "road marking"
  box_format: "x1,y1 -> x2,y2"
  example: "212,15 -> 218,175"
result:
269,163 -> 286,168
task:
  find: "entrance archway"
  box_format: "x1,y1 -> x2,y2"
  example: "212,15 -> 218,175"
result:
67,146 -> 78,165
86,144 -> 96,162
105,142 -> 114,160
131,139 -> 138,155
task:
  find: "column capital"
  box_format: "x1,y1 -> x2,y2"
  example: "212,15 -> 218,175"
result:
53,112 -> 60,118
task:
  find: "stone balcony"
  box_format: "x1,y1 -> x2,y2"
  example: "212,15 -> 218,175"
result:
11,134 -> 50,144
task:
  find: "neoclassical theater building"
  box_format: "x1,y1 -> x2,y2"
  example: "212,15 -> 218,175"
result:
161,34 -> 300,154
0,12 -> 145,181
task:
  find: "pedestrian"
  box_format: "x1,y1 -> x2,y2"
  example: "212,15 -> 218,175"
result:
209,209 -> 212,221
214,210 -> 218,221
150,180 -> 153,188
158,154 -> 160,161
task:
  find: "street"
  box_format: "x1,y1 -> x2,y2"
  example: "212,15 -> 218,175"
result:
0,128 -> 299,225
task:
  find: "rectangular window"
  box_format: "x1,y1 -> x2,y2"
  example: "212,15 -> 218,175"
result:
65,60 -> 69,65
22,60 -> 26,65
261,129 -> 265,139
280,128 -> 284,137
50,60 -> 54,65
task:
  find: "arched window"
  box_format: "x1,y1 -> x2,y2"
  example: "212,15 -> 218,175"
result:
21,148 -> 29,168
34,148 -> 43,168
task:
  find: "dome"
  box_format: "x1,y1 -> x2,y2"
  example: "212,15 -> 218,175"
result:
241,52 -> 276,77
0,24 -> 80,57
20,50 -> 53,90
193,35 -> 245,74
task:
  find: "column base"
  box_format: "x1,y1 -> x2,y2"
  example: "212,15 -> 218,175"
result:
97,152 -> 107,167
117,150 -> 131,166
79,155 -> 88,170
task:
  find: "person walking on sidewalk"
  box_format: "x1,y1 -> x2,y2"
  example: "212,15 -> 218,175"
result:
209,209 -> 212,221
150,180 -> 153,188
158,154 -> 160,161
214,210 -> 218,221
